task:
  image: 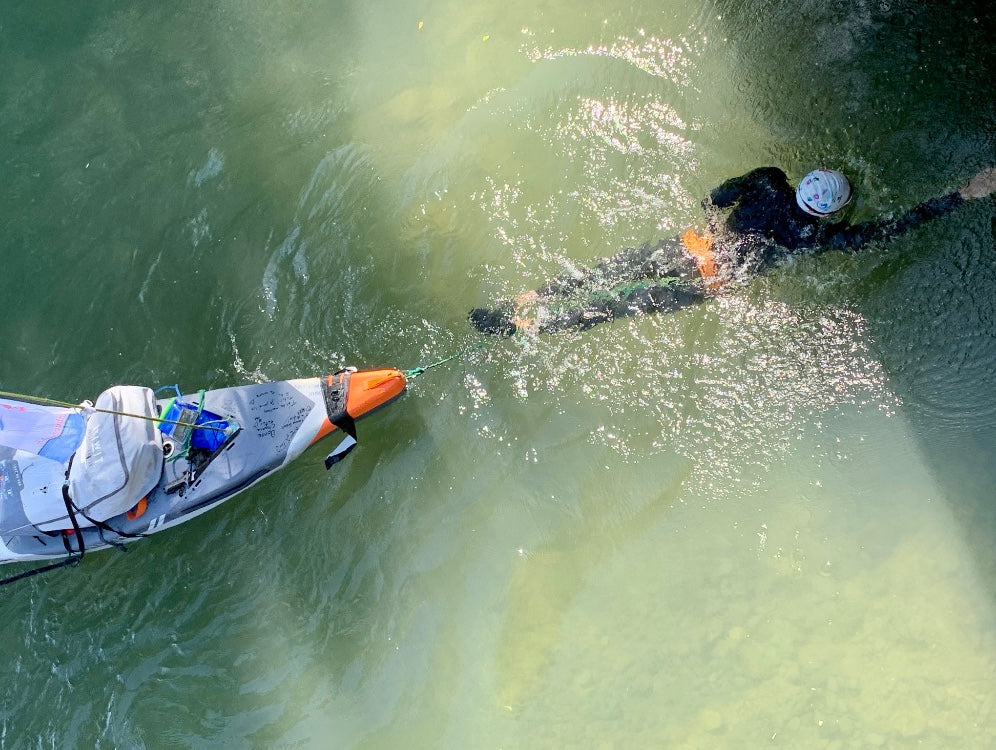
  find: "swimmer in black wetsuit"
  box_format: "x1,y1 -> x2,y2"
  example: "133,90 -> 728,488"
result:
469,165 -> 996,335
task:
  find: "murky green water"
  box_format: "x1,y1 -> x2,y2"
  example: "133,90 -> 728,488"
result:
2,0 -> 995,747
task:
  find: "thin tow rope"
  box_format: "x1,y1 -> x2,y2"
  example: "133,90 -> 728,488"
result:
0,389 -> 227,432
404,341 -> 489,380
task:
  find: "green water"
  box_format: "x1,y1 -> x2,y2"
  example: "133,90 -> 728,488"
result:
2,0 -> 995,747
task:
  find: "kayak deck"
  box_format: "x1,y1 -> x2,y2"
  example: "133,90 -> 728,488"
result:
0,369 -> 406,564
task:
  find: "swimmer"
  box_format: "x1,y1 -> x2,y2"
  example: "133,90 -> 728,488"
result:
469,165 -> 996,335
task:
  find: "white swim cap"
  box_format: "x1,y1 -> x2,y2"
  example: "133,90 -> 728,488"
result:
795,169 -> 853,216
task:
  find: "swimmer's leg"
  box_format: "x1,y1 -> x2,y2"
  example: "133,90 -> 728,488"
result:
469,237 -> 704,335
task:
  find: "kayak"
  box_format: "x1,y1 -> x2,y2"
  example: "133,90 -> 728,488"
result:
0,367 -> 406,570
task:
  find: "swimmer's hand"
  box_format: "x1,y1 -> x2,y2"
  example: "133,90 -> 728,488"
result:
959,166 -> 996,200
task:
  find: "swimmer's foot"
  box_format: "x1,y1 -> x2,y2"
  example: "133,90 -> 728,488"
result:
469,304 -> 517,336
470,290 -> 545,336
959,166 -> 996,200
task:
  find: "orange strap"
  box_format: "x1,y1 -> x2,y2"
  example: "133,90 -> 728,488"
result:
680,228 -> 718,279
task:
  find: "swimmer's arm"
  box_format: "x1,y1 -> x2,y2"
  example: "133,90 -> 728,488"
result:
824,192 -> 966,252
825,166 -> 995,252
706,167 -> 788,208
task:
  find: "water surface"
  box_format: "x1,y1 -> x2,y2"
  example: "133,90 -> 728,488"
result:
1,0 -> 994,747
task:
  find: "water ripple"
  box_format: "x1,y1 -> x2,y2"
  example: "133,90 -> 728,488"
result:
472,288 -> 898,497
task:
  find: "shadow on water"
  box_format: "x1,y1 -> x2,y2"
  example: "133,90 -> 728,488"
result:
712,0 -> 995,184
856,209 -> 996,582
712,0 -> 996,590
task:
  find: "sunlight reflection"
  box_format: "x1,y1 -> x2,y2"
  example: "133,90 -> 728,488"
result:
523,31 -> 706,89
473,289 -> 900,498
559,97 -> 694,156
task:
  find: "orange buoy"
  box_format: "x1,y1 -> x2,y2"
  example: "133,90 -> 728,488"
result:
311,368 -> 407,445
